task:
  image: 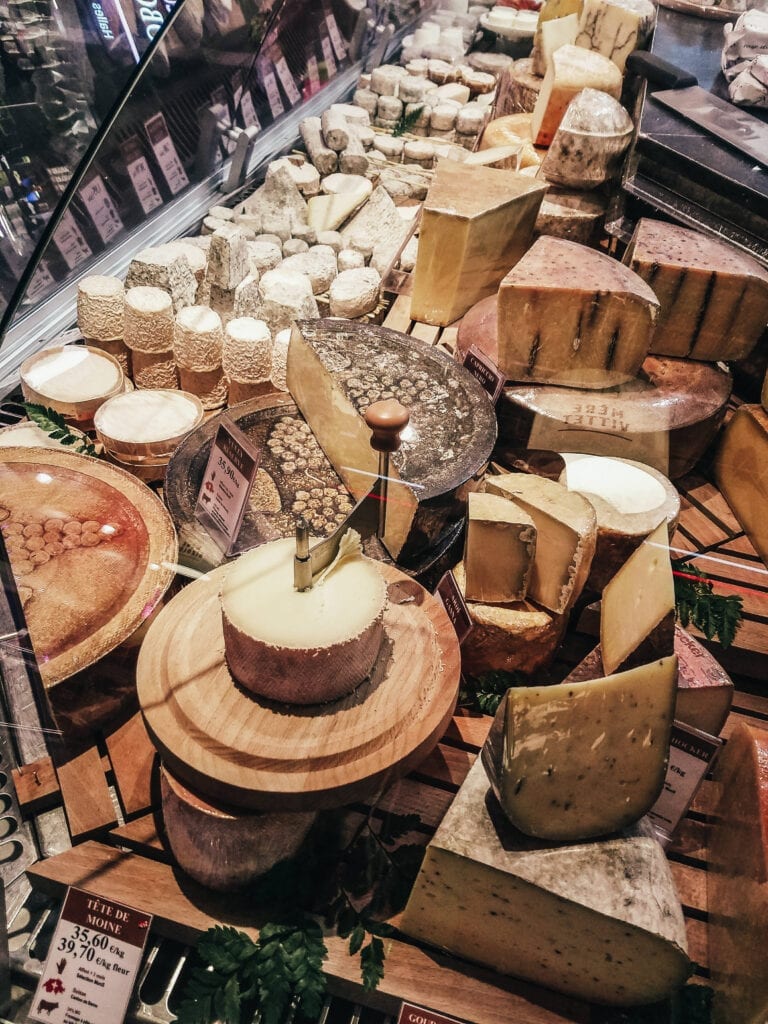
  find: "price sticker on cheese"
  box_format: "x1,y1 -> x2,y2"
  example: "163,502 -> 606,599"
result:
398,1001 -> 470,1024
78,175 -> 124,245
121,137 -> 162,214
648,722 -> 722,848
462,345 -> 505,404
434,571 -> 473,644
53,210 -> 92,271
196,416 -> 261,556
29,887 -> 152,1024
144,112 -> 189,195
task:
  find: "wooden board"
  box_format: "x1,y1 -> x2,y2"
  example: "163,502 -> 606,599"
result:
0,447 -> 177,686
137,563 -> 461,810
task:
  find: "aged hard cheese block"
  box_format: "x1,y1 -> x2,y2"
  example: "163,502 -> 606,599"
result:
484,471 -> 596,613
575,0 -> 655,72
500,656 -> 677,840
411,162 -> 547,326
709,722 -> 768,1024
624,218 -> 768,362
535,187 -> 607,244
497,236 -> 659,389
464,491 -> 537,603
400,757 -> 691,1005
531,45 -> 622,146
601,521 -> 675,675
715,404 -> 768,568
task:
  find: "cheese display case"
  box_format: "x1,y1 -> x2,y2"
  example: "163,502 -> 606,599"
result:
0,1 -> 767,1022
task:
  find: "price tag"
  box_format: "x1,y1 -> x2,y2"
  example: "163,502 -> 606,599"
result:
195,416 -> 261,556
462,345 -> 505,404
325,11 -> 347,61
24,260 -> 56,304
262,67 -> 285,118
53,210 -> 92,271
306,54 -> 320,90
434,571 -> 473,644
121,138 -> 163,215
320,35 -> 336,76
398,1001 -> 469,1024
274,54 -> 301,105
240,89 -> 260,129
648,722 -> 722,848
144,112 -> 189,195
78,175 -> 124,244
29,887 -> 152,1024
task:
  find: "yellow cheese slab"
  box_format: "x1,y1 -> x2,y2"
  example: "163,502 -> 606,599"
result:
715,404 -> 768,570
464,491 -> 536,603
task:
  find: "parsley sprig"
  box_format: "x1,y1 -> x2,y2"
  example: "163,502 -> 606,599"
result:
673,559 -> 742,649
459,670 -> 524,716
24,403 -> 98,457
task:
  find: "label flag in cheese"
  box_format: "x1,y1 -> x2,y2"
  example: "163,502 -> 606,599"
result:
400,757 -> 691,1006
410,162 -> 547,327
531,44 -> 622,146
540,88 -> 634,189
497,236 -> 659,389
709,722 -> 768,1024
575,0 -> 656,73
464,491 -> 537,603
715,404 -> 768,569
484,470 -> 596,613
601,521 -> 675,676
624,218 -> 768,362
500,656 -> 677,840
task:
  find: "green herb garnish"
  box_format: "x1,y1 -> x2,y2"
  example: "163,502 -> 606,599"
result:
673,558 -> 742,648
392,105 -> 424,137
24,403 -> 98,457
459,669 -> 524,715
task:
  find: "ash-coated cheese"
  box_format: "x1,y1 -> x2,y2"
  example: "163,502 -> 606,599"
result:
340,186 -> 409,276
125,247 -> 197,312
207,225 -> 250,291
328,267 -> 380,318
173,305 -> 224,371
400,758 -> 691,1005
575,0 -> 655,72
161,241 -> 208,287
77,275 -> 125,341
124,286 -> 174,353
242,165 -> 309,233
484,472 -> 597,613
266,158 -> 321,197
541,88 -> 633,188
223,317 -> 272,384
464,491 -> 536,603
624,218 -> 768,362
233,274 -> 261,320
257,269 -> 319,334
715,404 -> 768,569
531,44 -> 622,146
411,162 -> 547,326
497,236 -> 659,388
500,656 -> 677,840
280,245 -> 338,295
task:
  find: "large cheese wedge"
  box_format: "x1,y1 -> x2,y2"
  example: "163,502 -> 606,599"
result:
624,218 -> 768,362
410,162 -> 547,327
540,89 -> 634,189
709,722 -> 768,1024
400,757 -> 691,1005
601,521 -> 675,676
500,656 -> 677,840
484,471 -> 596,613
531,45 -> 622,147
715,404 -> 768,569
464,491 -> 537,603
575,0 -> 656,73
497,236 -> 659,389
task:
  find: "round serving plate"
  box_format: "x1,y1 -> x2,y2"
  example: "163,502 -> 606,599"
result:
0,447 -> 178,687
137,562 -> 461,811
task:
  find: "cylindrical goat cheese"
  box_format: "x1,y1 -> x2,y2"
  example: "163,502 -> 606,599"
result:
77,275 -> 124,341
173,305 -> 224,371
329,267 -> 381,318
124,286 -> 174,354
271,328 -> 291,391
223,317 -> 272,392
370,64 -> 406,96
131,349 -> 179,391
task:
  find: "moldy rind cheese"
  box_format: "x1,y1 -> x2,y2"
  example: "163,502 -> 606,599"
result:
624,218 -> 768,361
531,44 -> 622,146
77,276 -> 125,341
464,491 -> 537,603
497,236 -> 659,389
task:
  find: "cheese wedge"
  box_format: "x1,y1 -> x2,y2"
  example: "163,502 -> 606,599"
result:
575,0 -> 656,72
410,162 -> 547,327
400,758 -> 691,1005
500,656 -> 677,840
497,236 -> 659,389
532,0 -> 584,76
307,191 -> 368,232
531,44 -> 622,146
601,521 -> 675,676
484,471 -> 596,613
624,218 -> 768,362
537,13 -> 579,75
715,404 -> 768,569
464,491 -> 537,603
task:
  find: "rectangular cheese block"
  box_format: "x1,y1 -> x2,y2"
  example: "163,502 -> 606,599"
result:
497,236 -> 659,389
624,218 -> 768,362
601,521 -> 675,675
464,491 -> 537,603
410,162 -> 547,327
399,757 -> 690,1005
484,471 -> 596,613
715,404 -> 768,569
531,44 -> 622,146
709,722 -> 768,1024
575,0 -> 656,73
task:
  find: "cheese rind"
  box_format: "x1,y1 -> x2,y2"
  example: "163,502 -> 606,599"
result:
531,44 -> 622,146
540,88 -> 633,189
400,758 -> 690,1005
464,491 -> 537,603
531,0 -> 583,76
500,656 -> 677,840
715,404 -> 768,569
77,275 -> 125,341
536,13 -> 579,76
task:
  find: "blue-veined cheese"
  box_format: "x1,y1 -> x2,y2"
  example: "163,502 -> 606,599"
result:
575,0 -> 655,72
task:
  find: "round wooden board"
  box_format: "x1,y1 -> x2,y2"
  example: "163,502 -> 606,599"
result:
0,446 -> 177,687
137,563 -> 461,810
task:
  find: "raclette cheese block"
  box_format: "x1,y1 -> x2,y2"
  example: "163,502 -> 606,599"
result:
484,471 -> 596,613
399,757 -> 691,1006
709,722 -> 768,1024
601,521 -> 675,676
500,656 -> 677,840
497,236 -> 659,389
410,162 -> 547,327
715,404 -> 768,569
221,534 -> 387,705
464,492 -> 537,603
531,45 -> 622,146
624,218 -> 768,362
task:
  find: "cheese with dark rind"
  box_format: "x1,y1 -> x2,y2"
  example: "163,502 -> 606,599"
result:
535,186 -> 608,244
399,757 -> 691,1006
624,218 -> 768,362
410,162 -> 547,327
464,492 -> 537,603
496,58 -> 543,115
715,404 -> 768,568
531,45 -> 622,147
709,722 -> 768,1024
540,89 -> 633,189
497,236 -> 659,389
500,656 -> 677,840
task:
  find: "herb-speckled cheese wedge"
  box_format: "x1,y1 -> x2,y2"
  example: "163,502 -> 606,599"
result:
500,655 -> 677,840
400,757 -> 691,1006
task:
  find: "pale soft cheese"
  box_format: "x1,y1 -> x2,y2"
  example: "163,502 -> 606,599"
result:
562,453 -> 667,515
95,390 -> 200,443
25,347 -> 122,402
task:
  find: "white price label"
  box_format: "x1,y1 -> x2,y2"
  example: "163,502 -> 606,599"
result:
307,55 -> 320,89
320,35 -> 336,76
240,89 -> 260,128
325,12 -> 347,61
262,68 -> 285,118
29,887 -> 152,1024
25,261 -> 56,303
274,55 -> 301,104
196,417 -> 261,555
53,210 -> 92,271
144,112 -> 189,195
125,153 -> 162,214
648,723 -> 722,847
78,176 -> 124,244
